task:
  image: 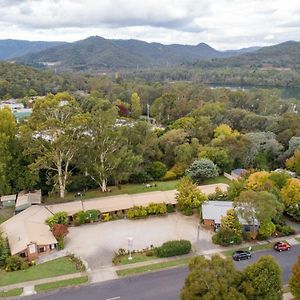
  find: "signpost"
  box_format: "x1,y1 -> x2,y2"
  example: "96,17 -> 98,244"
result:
128,237 -> 133,260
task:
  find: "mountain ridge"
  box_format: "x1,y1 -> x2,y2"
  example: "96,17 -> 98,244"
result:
10,36 -> 259,71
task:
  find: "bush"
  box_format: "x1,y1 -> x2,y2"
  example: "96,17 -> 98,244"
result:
66,175 -> 98,192
185,159 -> 219,183
115,210 -> 124,219
243,231 -> 252,241
85,209 -> 100,223
129,171 -> 153,183
181,207 -> 193,216
162,170 -> 177,181
102,213 -> 111,222
212,228 -> 242,246
46,212 -> 68,227
258,221 -> 276,240
51,224 -> 69,239
5,256 -> 29,272
155,240 -> 192,257
73,211 -> 86,226
276,225 -> 295,236
126,206 -> 148,219
145,161 -> 167,180
0,237 -> 9,268
67,254 -> 86,272
147,203 -> 167,215
57,236 -> 65,250
167,204 -> 176,213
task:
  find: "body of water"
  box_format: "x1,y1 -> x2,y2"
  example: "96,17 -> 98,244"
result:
209,84 -> 300,100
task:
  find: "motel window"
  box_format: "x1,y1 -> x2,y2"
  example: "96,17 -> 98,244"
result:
38,246 -> 45,253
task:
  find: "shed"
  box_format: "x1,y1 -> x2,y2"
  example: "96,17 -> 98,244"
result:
0,194 -> 17,207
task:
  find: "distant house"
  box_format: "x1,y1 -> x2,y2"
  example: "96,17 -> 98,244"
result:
0,206 -> 57,261
231,168 -> 247,179
201,201 -> 259,231
0,194 -> 17,208
15,190 -> 42,214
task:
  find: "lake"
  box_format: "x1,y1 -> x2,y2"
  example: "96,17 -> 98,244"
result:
209,85 -> 300,100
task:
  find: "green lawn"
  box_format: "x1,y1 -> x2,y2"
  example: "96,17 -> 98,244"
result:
117,257 -> 191,277
45,176 -> 231,204
222,243 -> 273,257
0,257 -> 79,287
0,288 -> 22,297
115,253 -> 157,266
35,276 -> 88,293
295,237 -> 300,243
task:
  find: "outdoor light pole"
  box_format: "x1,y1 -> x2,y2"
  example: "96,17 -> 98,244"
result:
128,237 -> 133,260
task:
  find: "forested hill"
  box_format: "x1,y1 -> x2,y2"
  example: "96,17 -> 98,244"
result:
15,36 -> 258,72
193,41 -> 300,69
0,62 -> 71,98
0,39 -> 66,60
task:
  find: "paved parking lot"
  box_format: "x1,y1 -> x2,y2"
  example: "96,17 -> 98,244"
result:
64,213 -> 217,270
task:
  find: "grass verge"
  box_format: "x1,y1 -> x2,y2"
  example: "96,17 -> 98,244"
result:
0,288 -> 22,297
115,253 -> 157,266
35,276 -> 88,293
295,237 -> 300,243
117,257 -> 190,277
0,257 -> 79,287
222,243 -> 273,257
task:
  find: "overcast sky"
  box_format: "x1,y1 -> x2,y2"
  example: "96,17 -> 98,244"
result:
0,0 -> 300,50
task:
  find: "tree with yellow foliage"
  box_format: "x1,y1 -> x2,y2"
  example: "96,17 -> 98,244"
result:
246,171 -> 272,191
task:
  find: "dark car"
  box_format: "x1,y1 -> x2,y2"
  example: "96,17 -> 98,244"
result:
274,241 -> 291,252
232,250 -> 252,261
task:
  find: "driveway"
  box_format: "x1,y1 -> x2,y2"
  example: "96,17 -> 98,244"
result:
64,213 -> 217,270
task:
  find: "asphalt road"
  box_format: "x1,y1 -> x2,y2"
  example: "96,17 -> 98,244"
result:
29,244 -> 300,300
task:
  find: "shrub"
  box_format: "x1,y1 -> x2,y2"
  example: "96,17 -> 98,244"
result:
147,203 -> 167,215
57,236 -> 65,250
155,240 -> 192,257
67,254 -> 86,272
212,228 -> 242,246
5,256 -> 29,272
129,171 -> 153,183
102,213 -> 111,222
276,225 -> 295,236
162,170 -> 177,181
0,237 -> 9,268
116,210 -> 124,219
85,209 -> 100,223
243,231 -> 252,241
51,224 -> 69,239
73,211 -> 86,226
185,159 -> 219,183
167,204 -> 176,213
126,206 -> 148,219
258,221 -> 276,239
46,212 -> 68,227
145,161 -> 167,180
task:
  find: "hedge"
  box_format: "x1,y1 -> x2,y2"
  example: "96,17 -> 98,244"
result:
126,203 -> 168,219
155,240 -> 192,257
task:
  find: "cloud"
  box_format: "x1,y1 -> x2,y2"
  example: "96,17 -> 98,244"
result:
0,0 -> 299,49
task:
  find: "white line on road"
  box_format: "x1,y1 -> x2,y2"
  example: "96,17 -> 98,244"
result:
105,297 -> 121,300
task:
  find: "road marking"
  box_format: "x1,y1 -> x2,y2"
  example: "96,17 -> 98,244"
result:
105,297 -> 121,300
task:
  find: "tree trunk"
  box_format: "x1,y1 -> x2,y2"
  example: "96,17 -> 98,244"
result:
101,179 -> 107,192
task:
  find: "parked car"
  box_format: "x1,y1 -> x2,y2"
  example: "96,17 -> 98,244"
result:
274,241 -> 291,252
232,250 -> 251,261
